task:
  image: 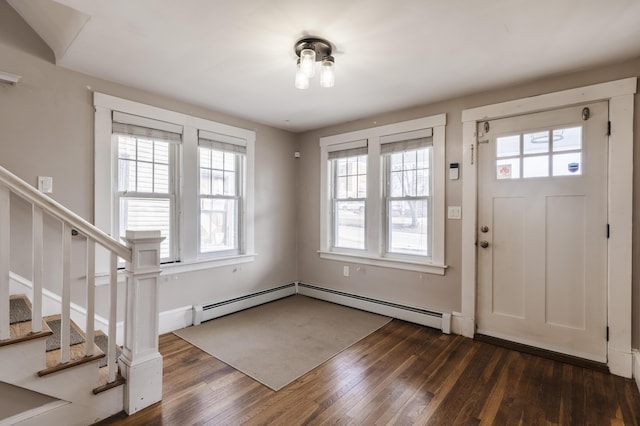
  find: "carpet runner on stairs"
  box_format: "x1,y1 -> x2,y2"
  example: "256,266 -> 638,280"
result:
8,294 -> 120,368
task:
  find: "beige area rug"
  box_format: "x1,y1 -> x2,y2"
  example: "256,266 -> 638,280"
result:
173,295 -> 391,391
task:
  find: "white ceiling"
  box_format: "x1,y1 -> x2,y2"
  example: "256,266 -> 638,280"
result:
9,0 -> 640,132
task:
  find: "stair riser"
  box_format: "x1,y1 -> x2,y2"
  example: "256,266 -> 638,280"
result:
11,385 -> 124,426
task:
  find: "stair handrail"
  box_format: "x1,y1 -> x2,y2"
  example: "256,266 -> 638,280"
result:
0,165 -> 131,261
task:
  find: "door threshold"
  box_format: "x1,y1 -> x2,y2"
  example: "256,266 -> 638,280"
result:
474,334 -> 609,373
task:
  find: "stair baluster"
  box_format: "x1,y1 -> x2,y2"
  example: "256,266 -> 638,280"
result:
32,205 -> 43,333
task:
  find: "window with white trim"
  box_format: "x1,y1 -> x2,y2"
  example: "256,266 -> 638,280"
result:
319,114 -> 447,275
329,142 -> 367,250
94,92 -> 256,275
382,133 -> 432,258
113,113 -> 181,262
198,131 -> 246,255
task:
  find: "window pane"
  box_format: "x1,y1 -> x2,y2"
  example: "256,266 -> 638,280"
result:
118,159 -> 136,191
336,158 -> 347,176
388,199 -> 429,256
154,164 -> 169,193
120,198 -> 171,260
118,137 -> 137,159
496,135 -> 520,157
417,169 -> 429,196
137,139 -> 154,162
211,169 -> 224,194
390,171 -> 404,197
224,152 -> 236,171
200,198 -> 238,253
391,153 -> 403,171
523,155 -> 549,178
137,161 -> 153,192
224,171 -> 236,196
154,142 -> 169,164
553,152 -> 582,176
212,150 -> 224,170
334,201 -> 365,249
199,167 -> 211,195
199,147 -> 211,168
496,158 -> 520,180
553,127 -> 582,152
336,176 -> 347,199
357,155 -> 367,175
524,131 -> 549,154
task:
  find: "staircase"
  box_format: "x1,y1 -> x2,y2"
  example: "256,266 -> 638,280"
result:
0,165 -> 164,425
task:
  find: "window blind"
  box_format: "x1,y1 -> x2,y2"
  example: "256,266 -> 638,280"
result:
112,111 -> 182,143
380,137 -> 433,154
198,130 -> 247,154
327,139 -> 368,159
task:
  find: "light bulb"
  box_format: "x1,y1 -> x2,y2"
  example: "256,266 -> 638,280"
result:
320,56 -> 335,88
295,59 -> 309,89
300,47 -> 316,78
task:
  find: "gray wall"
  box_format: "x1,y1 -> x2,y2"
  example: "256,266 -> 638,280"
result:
296,57 -> 640,345
0,1 -> 298,318
2,0 -> 640,349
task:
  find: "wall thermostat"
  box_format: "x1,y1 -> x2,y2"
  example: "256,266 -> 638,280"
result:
449,163 -> 459,180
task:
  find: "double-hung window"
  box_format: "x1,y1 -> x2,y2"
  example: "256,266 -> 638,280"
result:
381,132 -> 432,258
95,93 -> 256,276
112,112 -> 181,262
319,114 -> 446,275
198,131 -> 246,256
329,141 -> 368,250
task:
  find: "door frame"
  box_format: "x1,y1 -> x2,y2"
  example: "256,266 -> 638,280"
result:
460,78 -> 637,377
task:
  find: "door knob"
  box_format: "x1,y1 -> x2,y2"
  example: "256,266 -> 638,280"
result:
479,240 -> 489,248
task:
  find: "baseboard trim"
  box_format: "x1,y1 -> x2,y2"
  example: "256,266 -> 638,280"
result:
193,283 -> 297,325
159,306 -> 193,334
297,283 -> 450,333
633,351 -> 640,392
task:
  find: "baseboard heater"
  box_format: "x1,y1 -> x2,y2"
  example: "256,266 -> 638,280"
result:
298,283 -> 451,334
192,283 -> 296,325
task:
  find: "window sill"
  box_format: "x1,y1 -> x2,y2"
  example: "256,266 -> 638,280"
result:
318,250 -> 447,275
95,253 -> 257,286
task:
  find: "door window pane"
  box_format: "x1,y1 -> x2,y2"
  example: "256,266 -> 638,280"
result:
524,131 -> 549,154
523,155 -> 549,178
553,127 -> 582,152
553,153 -> 582,176
496,158 -> 520,180
496,135 -> 520,157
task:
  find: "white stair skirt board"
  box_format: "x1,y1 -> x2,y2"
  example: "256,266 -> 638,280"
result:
192,283 -> 297,325
297,283 -> 451,334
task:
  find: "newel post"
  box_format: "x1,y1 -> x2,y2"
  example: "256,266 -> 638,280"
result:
120,230 -> 165,414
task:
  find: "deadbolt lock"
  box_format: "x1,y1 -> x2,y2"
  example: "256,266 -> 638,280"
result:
479,240 -> 489,248
480,226 -> 489,233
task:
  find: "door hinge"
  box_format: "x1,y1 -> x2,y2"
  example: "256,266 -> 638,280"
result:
606,224 -> 610,239
606,326 -> 609,341
607,121 -> 611,136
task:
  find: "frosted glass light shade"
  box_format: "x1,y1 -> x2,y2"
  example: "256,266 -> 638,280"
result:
320,57 -> 335,88
300,47 -> 316,78
295,60 -> 309,89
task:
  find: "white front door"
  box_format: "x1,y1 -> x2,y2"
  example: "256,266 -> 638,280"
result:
476,101 -> 608,362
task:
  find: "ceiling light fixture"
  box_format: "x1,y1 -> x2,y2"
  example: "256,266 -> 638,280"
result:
294,37 -> 335,89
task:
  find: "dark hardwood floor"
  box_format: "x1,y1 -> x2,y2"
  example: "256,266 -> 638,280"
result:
96,320 -> 640,425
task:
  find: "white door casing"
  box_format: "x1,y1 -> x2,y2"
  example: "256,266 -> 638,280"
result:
476,102 -> 608,362
460,78 -> 636,377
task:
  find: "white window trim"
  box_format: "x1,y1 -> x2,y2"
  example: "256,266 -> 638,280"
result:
319,114 -> 447,275
460,78 -> 636,378
94,92 -> 256,273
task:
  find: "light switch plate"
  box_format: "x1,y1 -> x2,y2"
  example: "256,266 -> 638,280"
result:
448,206 -> 462,220
38,176 -> 53,193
